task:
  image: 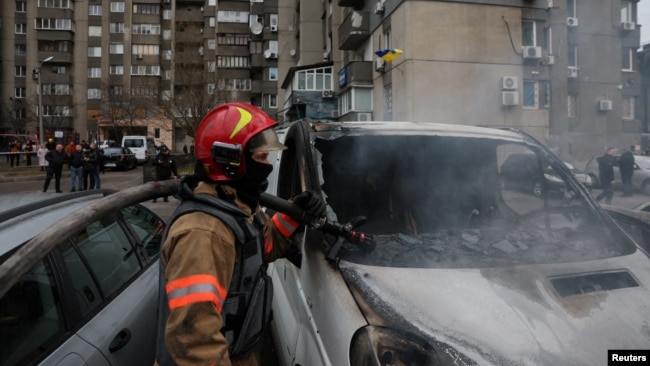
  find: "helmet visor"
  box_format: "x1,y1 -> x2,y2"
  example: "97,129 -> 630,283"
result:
247,128 -> 287,153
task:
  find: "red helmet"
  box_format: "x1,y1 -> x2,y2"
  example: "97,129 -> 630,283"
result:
195,102 -> 285,181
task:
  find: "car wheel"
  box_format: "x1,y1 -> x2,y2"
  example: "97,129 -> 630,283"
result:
532,180 -> 544,197
641,180 -> 650,196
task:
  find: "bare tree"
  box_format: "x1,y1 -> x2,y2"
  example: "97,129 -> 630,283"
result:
2,98 -> 30,133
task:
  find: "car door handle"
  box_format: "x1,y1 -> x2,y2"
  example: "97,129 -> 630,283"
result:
109,328 -> 131,353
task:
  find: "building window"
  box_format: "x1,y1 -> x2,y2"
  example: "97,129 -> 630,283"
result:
296,67 -> 333,91
89,4 -> 102,15
133,4 -> 160,15
15,66 -> 26,77
218,34 -> 249,45
15,44 -> 26,56
208,61 -> 216,72
131,65 -> 161,76
567,94 -> 578,118
38,0 -> 71,9
621,1 -> 634,23
15,87 -> 26,98
622,48 -> 634,71
88,89 -> 102,99
218,79 -> 251,91
52,66 -> 66,74
110,2 -> 125,12
268,95 -> 278,108
209,17 -> 216,27
339,87 -> 372,114
110,86 -> 123,96
43,84 -> 71,95
622,97 -> 635,120
217,56 -> 250,68
133,24 -> 161,35
567,0 -> 577,18
522,20 -> 537,47
207,84 -> 216,94
15,24 -> 27,34
163,10 -> 171,20
110,43 -> 124,54
109,65 -> 124,75
16,1 -> 26,12
35,18 -> 73,30
132,44 -> 160,55
523,81 -> 538,109
269,67 -> 278,81
207,39 -> 216,50
154,128 -> 160,139
163,50 -> 172,60
217,11 -> 249,23
568,45 -> 577,67
110,22 -> 124,33
88,26 -> 102,37
88,67 -> 101,78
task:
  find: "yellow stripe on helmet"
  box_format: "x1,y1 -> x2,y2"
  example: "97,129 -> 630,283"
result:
229,106 -> 253,140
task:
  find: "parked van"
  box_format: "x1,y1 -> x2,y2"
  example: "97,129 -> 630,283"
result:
121,135 -> 156,164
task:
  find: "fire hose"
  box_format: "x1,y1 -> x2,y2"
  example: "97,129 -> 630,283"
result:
259,192 -> 376,253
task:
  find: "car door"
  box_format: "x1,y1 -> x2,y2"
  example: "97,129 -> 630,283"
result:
57,212 -> 158,365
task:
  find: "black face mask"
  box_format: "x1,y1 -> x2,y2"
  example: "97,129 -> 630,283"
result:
235,153 -> 273,209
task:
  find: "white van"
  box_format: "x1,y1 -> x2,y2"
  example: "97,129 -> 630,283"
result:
121,136 -> 157,164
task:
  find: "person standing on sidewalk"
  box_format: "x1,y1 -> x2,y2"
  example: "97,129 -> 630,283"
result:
9,139 -> 21,168
151,145 -> 178,203
82,144 -> 98,190
93,143 -> 104,189
43,144 -> 68,193
595,147 -> 618,204
618,147 -> 635,197
37,143 -> 49,171
69,144 -> 84,192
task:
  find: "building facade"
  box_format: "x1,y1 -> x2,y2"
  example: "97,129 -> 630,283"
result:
0,0 -> 280,150
281,0 -> 644,166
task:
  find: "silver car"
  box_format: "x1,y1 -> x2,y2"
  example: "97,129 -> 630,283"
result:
265,120 -> 650,366
0,190 -> 164,365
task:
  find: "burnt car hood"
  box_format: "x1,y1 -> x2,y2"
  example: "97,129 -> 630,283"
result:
339,253 -> 650,365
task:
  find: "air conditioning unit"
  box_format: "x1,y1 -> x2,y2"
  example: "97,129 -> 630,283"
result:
264,49 -> 277,59
522,46 -> 542,59
546,55 -> 555,65
270,25 -> 278,32
501,91 -> 519,106
322,90 -> 334,98
567,17 -> 578,27
374,2 -> 385,15
375,58 -> 385,72
501,76 -> 518,90
622,22 -> 636,31
568,66 -> 578,78
136,54 -> 143,60
599,100 -> 613,111
358,113 -> 372,121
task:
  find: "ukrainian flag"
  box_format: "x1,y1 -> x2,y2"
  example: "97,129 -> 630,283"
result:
374,48 -> 403,62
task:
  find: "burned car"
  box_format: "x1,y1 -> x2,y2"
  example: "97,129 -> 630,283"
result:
265,120 -> 650,366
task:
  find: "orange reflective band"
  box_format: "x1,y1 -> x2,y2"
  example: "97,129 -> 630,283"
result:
273,213 -> 299,237
264,235 -> 274,255
166,274 -> 228,312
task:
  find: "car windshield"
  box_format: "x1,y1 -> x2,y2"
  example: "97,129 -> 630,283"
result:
634,156 -> 650,170
314,134 -> 635,269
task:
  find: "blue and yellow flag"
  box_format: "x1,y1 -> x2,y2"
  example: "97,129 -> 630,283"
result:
374,48 -> 403,62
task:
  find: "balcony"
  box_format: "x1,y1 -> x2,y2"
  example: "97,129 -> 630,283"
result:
338,0 -> 365,9
338,61 -> 372,89
338,11 -> 370,50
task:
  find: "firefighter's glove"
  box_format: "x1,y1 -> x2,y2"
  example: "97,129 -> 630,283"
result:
293,190 -> 326,219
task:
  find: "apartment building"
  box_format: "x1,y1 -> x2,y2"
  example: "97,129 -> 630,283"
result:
280,0 -> 643,165
0,0 -> 279,150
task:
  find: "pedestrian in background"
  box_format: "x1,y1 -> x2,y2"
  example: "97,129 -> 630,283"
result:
82,143 -> 98,190
24,140 -> 34,166
595,147 -> 618,204
43,144 -> 67,193
619,146 -> 635,197
94,143 -> 104,189
182,144 -> 188,154
9,139 -> 21,167
37,143 -> 49,171
151,145 -> 178,203
69,144 -> 84,192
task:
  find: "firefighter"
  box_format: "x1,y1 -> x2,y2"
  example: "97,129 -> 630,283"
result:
155,102 -> 326,366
